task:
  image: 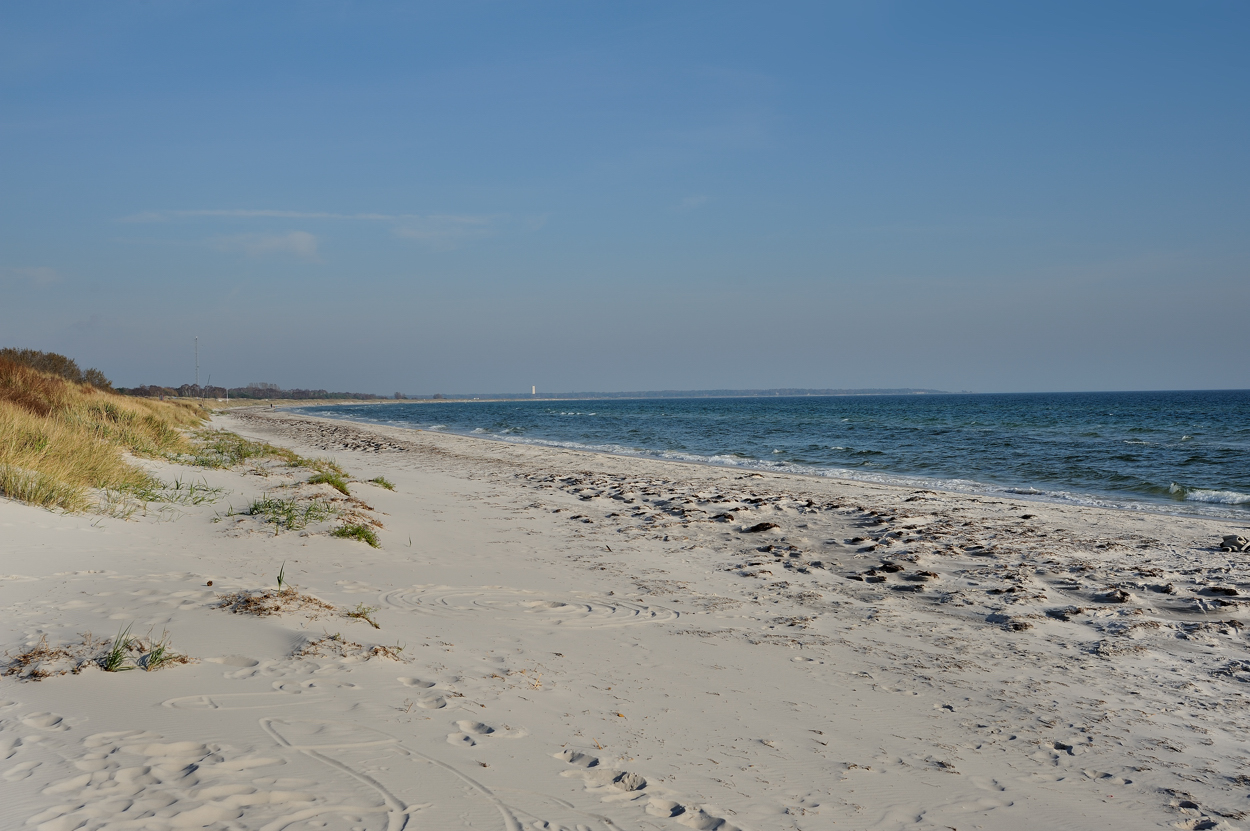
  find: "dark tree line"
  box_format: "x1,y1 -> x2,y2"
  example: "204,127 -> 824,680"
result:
118,383 -> 387,400
0,348 -> 112,390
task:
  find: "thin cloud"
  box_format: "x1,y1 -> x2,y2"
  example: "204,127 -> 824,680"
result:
213,231 -> 320,261
124,208 -> 546,249
122,209 -> 396,222
392,214 -> 501,247
0,266 -> 61,285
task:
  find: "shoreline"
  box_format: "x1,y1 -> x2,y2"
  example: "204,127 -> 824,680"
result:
283,402 -> 1250,528
4,406 -> 1250,829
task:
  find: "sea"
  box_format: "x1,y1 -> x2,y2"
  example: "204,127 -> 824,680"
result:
298,390 -> 1250,520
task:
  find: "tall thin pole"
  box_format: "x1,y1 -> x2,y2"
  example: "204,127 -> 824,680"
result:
195,337 -> 199,389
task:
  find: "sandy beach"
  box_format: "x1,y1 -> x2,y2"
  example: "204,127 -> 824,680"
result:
4,406 -> 1250,830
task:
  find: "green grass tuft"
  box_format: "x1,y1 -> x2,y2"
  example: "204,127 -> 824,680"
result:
101,625 -> 135,672
308,470 -> 350,495
246,496 -> 335,532
367,476 -> 394,490
332,523 -> 380,548
141,630 -> 186,671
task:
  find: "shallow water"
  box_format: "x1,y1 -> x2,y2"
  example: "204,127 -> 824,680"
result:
300,390 -> 1250,519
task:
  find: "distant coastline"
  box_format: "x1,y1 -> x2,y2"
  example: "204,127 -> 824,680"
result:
122,384 -> 953,403
405,388 -> 954,402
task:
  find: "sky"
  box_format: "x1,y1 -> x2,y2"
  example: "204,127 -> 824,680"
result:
2,1 -> 1248,394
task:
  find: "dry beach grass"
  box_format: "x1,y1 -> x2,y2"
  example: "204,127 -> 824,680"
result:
0,356 -> 204,509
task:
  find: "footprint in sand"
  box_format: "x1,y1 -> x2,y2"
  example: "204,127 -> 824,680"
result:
446,719 -> 528,748
448,720 -> 494,746
1081,769 -> 1133,785
3,760 -> 40,781
28,730 -> 300,830
20,712 -> 68,732
447,732 -> 478,747
456,720 -> 495,735
553,748 -> 740,829
397,677 -> 435,688
206,654 -> 260,667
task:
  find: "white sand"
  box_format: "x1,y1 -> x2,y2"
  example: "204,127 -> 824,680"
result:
4,407 -> 1250,830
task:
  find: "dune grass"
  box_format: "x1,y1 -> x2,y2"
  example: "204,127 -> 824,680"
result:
0,356 -> 207,510
246,495 -> 336,532
367,476 -> 395,490
331,523 -> 380,548
179,428 -> 343,476
308,470 -> 350,495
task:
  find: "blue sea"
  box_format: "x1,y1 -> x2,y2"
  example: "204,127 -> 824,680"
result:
299,391 -> 1250,520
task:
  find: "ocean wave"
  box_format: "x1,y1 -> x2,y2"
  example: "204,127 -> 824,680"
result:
1183,488 -> 1250,505
293,399 -> 1250,521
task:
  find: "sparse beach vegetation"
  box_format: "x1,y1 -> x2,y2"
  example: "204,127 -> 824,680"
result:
3,627 -> 190,680
331,522 -> 380,548
308,470 -> 350,494
368,475 -> 395,490
293,634 -> 405,662
216,586 -> 336,618
245,494 -> 335,532
345,602 -> 381,628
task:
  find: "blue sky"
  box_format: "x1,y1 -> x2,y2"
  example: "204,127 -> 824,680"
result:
2,2 -> 1247,393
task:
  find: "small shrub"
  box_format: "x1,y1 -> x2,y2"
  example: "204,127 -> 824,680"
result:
345,603 -> 381,629
332,523 -> 380,548
367,476 -> 395,491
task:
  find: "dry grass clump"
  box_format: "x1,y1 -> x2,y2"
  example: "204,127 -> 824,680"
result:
293,633 -> 405,662
3,629 -> 190,680
216,587 -> 337,618
0,356 -> 206,510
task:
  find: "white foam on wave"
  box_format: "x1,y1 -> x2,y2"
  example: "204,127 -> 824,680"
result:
1184,488 -> 1250,505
